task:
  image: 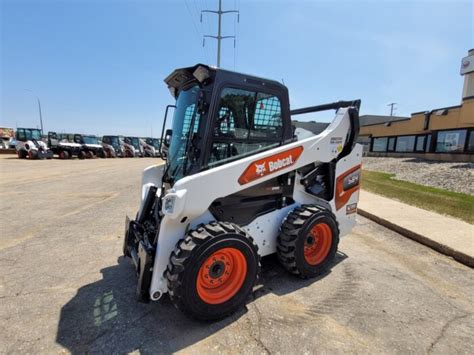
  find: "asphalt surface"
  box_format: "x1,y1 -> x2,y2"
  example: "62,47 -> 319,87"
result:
0,156 -> 472,354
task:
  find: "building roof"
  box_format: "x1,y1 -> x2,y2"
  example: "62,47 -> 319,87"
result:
291,121 -> 330,135
359,115 -> 409,127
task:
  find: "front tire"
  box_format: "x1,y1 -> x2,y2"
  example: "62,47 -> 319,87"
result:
59,150 -> 70,159
166,221 -> 260,321
277,205 -> 339,278
17,150 -> 27,159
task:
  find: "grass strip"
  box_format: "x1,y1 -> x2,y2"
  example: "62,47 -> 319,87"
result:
361,170 -> 474,224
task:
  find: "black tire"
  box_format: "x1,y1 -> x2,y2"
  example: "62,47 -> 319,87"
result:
17,150 -> 27,159
166,221 -> 260,321
98,150 -> 106,158
78,151 -> 86,159
277,205 -> 339,278
28,150 -> 38,160
59,150 -> 70,159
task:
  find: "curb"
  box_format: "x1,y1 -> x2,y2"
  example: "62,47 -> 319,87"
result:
357,208 -> 474,268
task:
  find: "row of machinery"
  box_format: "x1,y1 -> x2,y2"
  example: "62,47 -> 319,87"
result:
14,129 -> 165,159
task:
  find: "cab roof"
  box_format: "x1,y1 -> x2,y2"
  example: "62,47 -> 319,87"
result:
164,64 -> 288,98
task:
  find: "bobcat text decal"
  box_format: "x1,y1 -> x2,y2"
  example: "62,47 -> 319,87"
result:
238,146 -> 304,185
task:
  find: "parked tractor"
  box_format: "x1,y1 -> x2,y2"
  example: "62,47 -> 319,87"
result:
48,132 -> 82,159
102,135 -> 123,158
123,64 -> 362,320
74,134 -> 106,158
141,138 -> 161,157
15,128 -> 53,159
124,137 -> 144,157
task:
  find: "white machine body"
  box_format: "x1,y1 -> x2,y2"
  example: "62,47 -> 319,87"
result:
136,108 -> 362,300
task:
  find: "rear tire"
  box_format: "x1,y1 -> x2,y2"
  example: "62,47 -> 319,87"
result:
28,150 -> 38,160
78,151 -> 86,159
166,221 -> 260,321
277,205 -> 339,278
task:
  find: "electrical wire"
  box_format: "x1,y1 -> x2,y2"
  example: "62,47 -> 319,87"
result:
183,0 -> 210,64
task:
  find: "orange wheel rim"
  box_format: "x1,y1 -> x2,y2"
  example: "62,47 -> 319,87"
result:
196,247 -> 247,305
304,223 -> 332,265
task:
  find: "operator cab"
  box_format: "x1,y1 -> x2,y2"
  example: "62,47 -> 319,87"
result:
124,136 -> 141,150
162,64 -> 292,185
16,128 -> 42,142
102,135 -> 121,150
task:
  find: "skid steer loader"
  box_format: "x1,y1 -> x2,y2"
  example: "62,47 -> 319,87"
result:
123,64 -> 362,320
15,128 -> 53,159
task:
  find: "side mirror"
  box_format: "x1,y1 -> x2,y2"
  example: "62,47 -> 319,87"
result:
164,129 -> 172,147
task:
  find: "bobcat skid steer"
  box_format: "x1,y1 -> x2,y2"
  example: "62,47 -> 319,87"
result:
123,64 -> 362,320
74,134 -> 107,158
48,132 -> 82,159
16,128 -> 53,159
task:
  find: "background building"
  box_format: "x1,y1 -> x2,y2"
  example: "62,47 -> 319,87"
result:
359,49 -> 474,162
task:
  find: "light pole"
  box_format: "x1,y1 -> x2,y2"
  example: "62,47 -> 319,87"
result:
24,89 -> 44,136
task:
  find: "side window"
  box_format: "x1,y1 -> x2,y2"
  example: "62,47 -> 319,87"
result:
16,129 -> 26,141
209,87 -> 283,167
252,93 -> 282,138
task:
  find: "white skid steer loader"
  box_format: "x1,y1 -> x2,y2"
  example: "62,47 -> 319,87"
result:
123,64 -> 362,320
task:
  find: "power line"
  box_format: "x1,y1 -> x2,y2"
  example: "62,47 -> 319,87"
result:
201,0 -> 239,67
183,0 -> 209,64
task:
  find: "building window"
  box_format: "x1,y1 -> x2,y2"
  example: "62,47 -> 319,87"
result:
415,136 -> 425,152
388,137 -> 396,152
435,129 -> 467,153
395,136 -> 416,152
425,134 -> 432,152
467,131 -> 474,152
372,137 -> 388,152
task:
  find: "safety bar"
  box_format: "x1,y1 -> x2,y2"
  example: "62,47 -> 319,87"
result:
290,99 -> 361,115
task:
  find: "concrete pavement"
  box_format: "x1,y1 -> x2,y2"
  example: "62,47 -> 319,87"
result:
0,157 -> 473,353
358,190 -> 474,268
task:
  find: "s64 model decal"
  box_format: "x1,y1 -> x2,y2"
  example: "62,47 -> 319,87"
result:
335,164 -> 361,211
238,146 -> 304,185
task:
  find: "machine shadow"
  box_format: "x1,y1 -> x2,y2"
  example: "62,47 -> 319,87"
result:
56,252 -> 348,353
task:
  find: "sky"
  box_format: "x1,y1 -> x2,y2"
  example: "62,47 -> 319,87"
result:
1,0 -> 473,137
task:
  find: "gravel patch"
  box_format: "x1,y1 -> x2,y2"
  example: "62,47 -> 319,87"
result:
362,157 -> 474,195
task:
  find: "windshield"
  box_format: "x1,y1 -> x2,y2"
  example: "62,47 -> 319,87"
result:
130,137 -> 140,149
166,85 -> 201,183
25,129 -> 42,140
83,136 -> 98,144
146,138 -> 161,148
107,136 -> 120,148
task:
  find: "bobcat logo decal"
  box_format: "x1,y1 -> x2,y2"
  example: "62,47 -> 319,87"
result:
238,146 -> 304,185
255,162 -> 266,176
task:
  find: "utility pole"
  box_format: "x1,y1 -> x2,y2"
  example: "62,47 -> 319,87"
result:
387,102 -> 397,116
201,0 -> 239,67
25,89 -> 44,136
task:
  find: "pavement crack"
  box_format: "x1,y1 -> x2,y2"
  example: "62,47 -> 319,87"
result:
249,299 -> 271,354
428,313 -> 470,353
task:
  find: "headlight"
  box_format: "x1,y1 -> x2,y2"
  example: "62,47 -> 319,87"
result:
164,195 -> 175,214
